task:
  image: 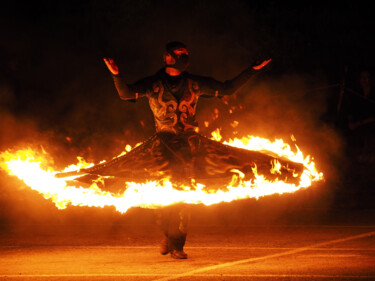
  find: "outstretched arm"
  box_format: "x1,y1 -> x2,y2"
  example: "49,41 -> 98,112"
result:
199,59 -> 271,97
103,58 -> 144,101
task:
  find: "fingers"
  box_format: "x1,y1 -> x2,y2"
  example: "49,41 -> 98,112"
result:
103,57 -> 113,65
103,57 -> 119,75
263,58 -> 272,65
252,58 -> 272,70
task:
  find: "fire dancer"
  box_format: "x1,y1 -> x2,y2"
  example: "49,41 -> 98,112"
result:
101,41 -> 274,259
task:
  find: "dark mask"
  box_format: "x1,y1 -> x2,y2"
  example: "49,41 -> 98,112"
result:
167,52 -> 190,72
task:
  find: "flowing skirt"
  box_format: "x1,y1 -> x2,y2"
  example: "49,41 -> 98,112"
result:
58,132 -> 304,189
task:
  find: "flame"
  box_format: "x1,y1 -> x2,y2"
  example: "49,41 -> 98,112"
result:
0,131 -> 323,214
210,128 -> 222,142
270,159 -> 282,175
221,134 -> 322,186
63,156 -> 94,172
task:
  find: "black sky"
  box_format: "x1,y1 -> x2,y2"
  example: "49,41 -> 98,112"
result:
0,0 -> 374,156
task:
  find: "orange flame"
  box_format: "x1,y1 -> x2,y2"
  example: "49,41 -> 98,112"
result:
0,132 -> 323,213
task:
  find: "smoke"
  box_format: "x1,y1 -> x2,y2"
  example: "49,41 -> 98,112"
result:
195,71 -> 345,218
1,0 -> 368,239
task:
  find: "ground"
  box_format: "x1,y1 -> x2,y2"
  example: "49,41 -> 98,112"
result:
0,186 -> 374,281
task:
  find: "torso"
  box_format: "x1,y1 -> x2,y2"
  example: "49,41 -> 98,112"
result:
148,72 -> 201,134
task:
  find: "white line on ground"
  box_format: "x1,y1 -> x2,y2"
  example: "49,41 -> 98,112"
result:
1,274 -> 375,279
153,230 -> 375,281
1,246 -> 375,251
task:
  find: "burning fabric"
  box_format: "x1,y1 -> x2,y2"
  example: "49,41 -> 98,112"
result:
0,134 -> 321,210
57,131 -> 304,188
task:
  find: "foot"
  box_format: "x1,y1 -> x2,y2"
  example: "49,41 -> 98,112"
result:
160,237 -> 170,255
170,249 -> 188,259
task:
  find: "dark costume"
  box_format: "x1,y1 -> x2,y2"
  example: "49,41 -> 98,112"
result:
87,67 -> 302,184
346,90 -> 375,163
58,43 -> 303,258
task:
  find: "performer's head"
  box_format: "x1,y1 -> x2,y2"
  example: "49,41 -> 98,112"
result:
164,41 -> 190,75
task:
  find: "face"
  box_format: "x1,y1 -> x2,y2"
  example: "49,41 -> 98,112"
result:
165,48 -> 189,65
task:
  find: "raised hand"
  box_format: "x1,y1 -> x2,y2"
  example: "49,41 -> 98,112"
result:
103,58 -> 119,75
252,58 -> 272,70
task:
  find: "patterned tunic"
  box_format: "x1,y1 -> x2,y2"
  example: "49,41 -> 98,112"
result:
112,68 -> 256,134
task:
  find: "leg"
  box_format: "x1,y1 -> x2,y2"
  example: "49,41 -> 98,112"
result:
154,204 -> 190,259
168,204 -> 190,259
154,208 -> 170,255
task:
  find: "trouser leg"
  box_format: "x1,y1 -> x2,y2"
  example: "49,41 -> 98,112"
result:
154,204 -> 190,253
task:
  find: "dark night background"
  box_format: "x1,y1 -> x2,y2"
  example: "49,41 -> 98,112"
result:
0,1 -> 374,229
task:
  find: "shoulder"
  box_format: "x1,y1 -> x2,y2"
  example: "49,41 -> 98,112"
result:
132,69 -> 163,86
185,72 -> 216,83
185,72 -> 204,79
